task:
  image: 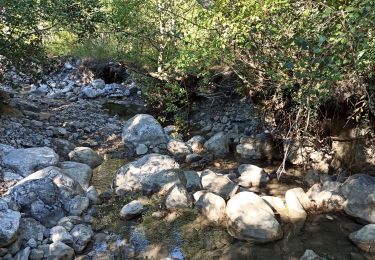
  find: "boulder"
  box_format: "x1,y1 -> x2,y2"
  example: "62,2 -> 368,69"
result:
2,147 -> 59,177
114,154 -> 181,195
120,200 -> 143,220
349,224 -> 375,253
5,167 -> 84,227
226,192 -> 282,242
340,174 -> 375,223
165,184 -> 192,210
59,161 -> 93,190
285,188 -> 307,227
50,226 -> 73,244
204,132 -> 229,158
262,196 -> 289,222
201,169 -> 238,200
70,224 -> 93,253
68,147 -> 102,168
121,114 -> 167,150
195,192 -> 226,223
0,205 -> 21,247
48,242 -> 75,259
238,164 -> 269,188
183,171 -> 202,192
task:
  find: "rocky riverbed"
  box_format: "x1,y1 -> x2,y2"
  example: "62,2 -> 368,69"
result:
1,61 -> 375,259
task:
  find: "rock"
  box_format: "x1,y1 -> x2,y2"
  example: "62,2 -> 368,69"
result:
288,188 -> 313,211
185,153 -> 202,164
204,132 -> 229,158
167,139 -> 191,158
136,144 -> 148,155
0,208 -> 21,247
262,196 -> 289,222
236,134 -> 274,160
60,161 -> 93,190
66,195 -> 89,216
285,189 -> 307,227
226,192 -> 283,242
29,249 -> 44,260
8,238 -> 21,255
82,86 -> 103,98
114,154 -> 181,195
27,238 -> 38,248
68,147 -> 103,168
238,164 -> 269,188
19,218 -> 48,242
86,186 -> 100,205
193,190 -> 209,202
14,246 -> 31,260
303,170 -> 320,187
50,226 -> 73,244
70,224 -> 93,253
195,192 -> 226,223
185,136 -> 205,153
57,216 -> 83,232
5,167 -> 84,227
321,181 -> 341,193
120,200 -> 143,219
201,169 -> 238,200
285,140 -> 314,165
52,139 -> 76,160
314,191 -> 345,212
2,147 -> 59,177
91,79 -> 105,89
299,249 -> 322,260
340,174 -> 375,223
121,114 -> 167,151
349,224 -> 375,253
48,242 -> 75,259
165,184 -> 192,210
183,170 -> 202,192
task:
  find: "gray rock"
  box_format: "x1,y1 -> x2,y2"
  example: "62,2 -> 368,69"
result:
300,249 -> 322,260
91,79 -> 105,89
238,164 -> 269,188
114,154 -> 181,195
29,248 -> 44,260
2,171 -> 23,182
57,216 -> 83,232
185,153 -> 202,164
50,226 -> 73,244
8,237 -> 21,255
165,184 -> 192,210
60,161 -> 93,190
167,139 -> 191,158
0,208 -> 21,247
14,246 -> 30,260
52,138 -> 75,161
340,174 -> 375,223
226,192 -> 283,242
121,114 -> 167,151
195,192 -> 226,223
19,218 -> 48,242
322,181 -> 341,193
27,238 -> 38,248
201,169 -> 238,200
68,147 -> 102,168
303,170 -> 320,187
2,147 -> 59,177
120,200 -> 143,220
48,241 -> 75,259
285,188 -> 307,227
82,86 -> 103,98
204,132 -> 229,158
70,224 -> 93,253
5,167 -> 84,227
86,186 -> 100,205
66,195 -> 89,216
349,224 -> 375,253
185,136 -> 205,153
236,134 -> 274,160
183,171 -> 202,192
136,144 -> 148,155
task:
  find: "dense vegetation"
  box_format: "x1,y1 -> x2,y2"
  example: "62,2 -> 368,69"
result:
1,0 -> 374,137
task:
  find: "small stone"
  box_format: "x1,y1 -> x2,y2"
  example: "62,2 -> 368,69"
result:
120,200 -> 143,220
29,248 -> 44,260
48,241 -> 75,259
136,144 -> 148,155
67,195 -> 89,216
299,249 -> 322,260
70,224 -> 93,253
27,238 -> 38,248
50,226 -> 73,244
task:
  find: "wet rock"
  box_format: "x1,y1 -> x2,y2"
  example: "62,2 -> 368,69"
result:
185,135 -> 205,153
114,154 -> 181,195
2,147 -> 59,177
68,147 -> 103,168
299,249 -> 322,260
226,192 -> 283,242
121,114 -> 167,151
5,167 -> 84,227
285,188 -> 307,227
340,174 -> 375,223
50,226 -> 73,244
195,192 -> 226,223
136,144 -> 148,155
120,200 -> 143,219
0,207 -> 21,247
165,184 -> 192,210
70,224 -> 93,253
349,224 -> 375,253
201,169 -> 238,200
238,164 -> 269,188
183,170 -> 202,192
48,241 -> 75,259
204,132 -> 229,158
66,195 -> 89,216
262,196 -> 289,222
60,161 -> 93,190
167,139 -> 191,158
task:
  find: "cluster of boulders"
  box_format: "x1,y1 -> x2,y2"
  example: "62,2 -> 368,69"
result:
0,144 -> 103,259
